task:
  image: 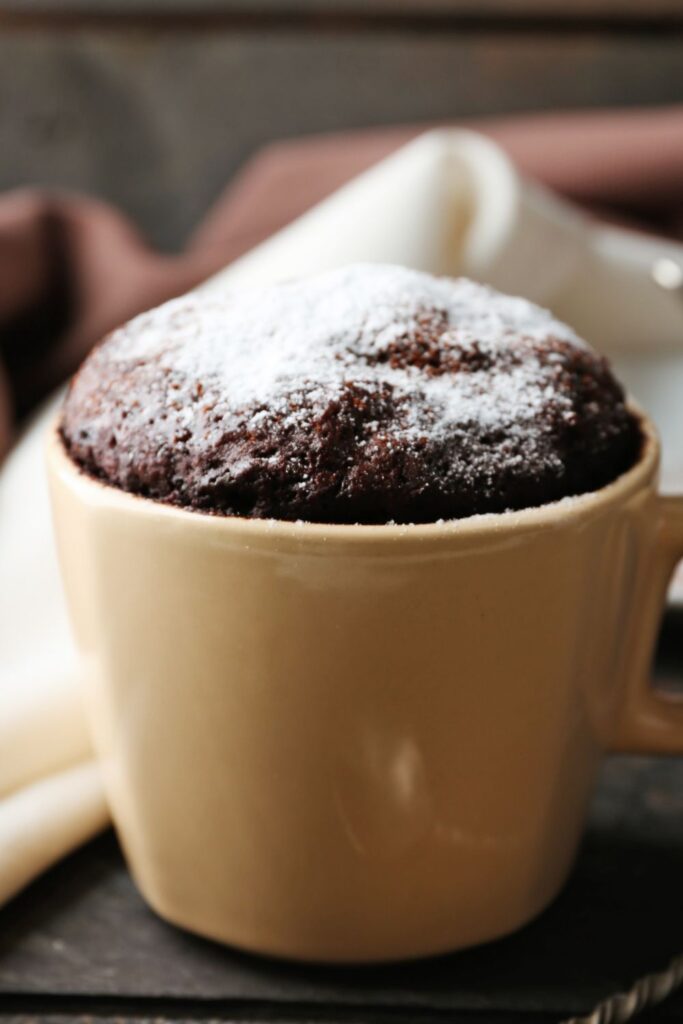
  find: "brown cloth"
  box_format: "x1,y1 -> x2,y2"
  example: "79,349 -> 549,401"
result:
1,104 -> 682,457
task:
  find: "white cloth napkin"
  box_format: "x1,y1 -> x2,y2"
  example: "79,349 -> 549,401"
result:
2,128 -> 682,905
0,392 -> 109,903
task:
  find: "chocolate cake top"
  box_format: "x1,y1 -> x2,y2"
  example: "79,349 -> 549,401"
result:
61,263 -> 641,523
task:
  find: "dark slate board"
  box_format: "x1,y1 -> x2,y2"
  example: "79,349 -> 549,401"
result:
0,754 -> 682,1020
0,1011 -> 573,1019
2,614 -> 682,1022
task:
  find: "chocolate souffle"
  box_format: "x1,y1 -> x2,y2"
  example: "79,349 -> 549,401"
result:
61,264 -> 641,524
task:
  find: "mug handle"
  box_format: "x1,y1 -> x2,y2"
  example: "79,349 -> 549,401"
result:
611,495 -> 683,754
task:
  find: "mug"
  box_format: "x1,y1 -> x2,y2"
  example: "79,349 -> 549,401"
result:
47,411 -> 683,963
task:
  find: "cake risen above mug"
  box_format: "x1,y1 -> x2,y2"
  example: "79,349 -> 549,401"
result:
60,263 -> 641,524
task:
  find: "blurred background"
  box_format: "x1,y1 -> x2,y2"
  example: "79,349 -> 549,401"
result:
2,0 -> 682,251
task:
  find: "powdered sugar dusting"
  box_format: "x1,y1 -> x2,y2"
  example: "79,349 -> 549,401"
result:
110,263 -> 583,445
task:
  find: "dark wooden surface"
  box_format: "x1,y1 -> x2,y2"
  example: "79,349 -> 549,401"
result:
2,0 -> 683,19
1,613 -> 682,1024
1,0 -> 682,249
3,0 -> 683,18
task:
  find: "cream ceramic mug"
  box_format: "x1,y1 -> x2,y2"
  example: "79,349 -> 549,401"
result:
48,412 -> 683,963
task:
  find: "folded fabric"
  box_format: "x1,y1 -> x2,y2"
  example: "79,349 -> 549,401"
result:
2,105 -> 682,450
2,112 -> 683,906
0,761 -> 107,906
204,128 -> 683,356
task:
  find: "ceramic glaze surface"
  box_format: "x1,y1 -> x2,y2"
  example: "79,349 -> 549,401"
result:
48,416 -> 683,962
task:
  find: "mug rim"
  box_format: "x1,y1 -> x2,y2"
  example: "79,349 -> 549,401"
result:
47,404 -> 658,545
